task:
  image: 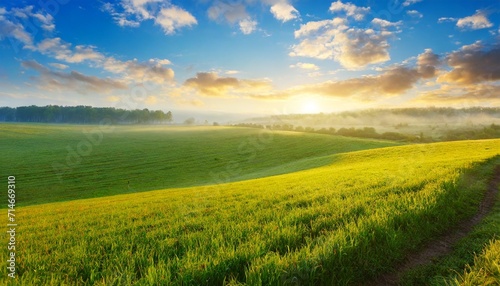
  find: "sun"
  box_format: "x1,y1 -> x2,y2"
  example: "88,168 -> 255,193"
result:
301,99 -> 321,114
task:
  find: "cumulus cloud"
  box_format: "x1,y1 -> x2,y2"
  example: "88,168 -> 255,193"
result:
102,58 -> 175,84
184,72 -> 272,97
371,18 -> 402,28
239,18 -> 257,34
407,10 -> 423,18
290,17 -> 399,69
329,1 -> 370,21
290,62 -> 320,70
258,49 -> 440,101
102,0 -> 197,34
456,10 -> 493,30
21,60 -> 127,93
290,5 -> 404,69
269,1 -> 299,22
417,49 -> 440,78
402,0 -> 422,7
155,6 -> 197,34
438,42 -> 500,84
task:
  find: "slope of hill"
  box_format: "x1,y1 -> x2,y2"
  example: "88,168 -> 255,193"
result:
10,139 -> 500,285
0,123 -> 398,206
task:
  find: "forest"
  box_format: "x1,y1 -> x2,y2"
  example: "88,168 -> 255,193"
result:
0,105 -> 173,124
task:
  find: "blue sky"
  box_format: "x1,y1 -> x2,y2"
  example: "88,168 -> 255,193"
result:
0,0 -> 499,117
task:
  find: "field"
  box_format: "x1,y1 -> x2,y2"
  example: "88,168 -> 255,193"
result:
2,123 -> 500,285
0,124 -> 398,207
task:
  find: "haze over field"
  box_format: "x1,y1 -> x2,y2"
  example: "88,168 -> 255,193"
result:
0,0 -> 499,119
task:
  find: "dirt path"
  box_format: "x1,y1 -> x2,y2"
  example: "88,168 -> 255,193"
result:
369,165 -> 500,286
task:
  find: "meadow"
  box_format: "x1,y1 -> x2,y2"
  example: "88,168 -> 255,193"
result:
0,123 -> 398,207
2,123 -> 499,285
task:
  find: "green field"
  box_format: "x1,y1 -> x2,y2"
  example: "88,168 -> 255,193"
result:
0,124 -> 398,207
2,123 -> 500,285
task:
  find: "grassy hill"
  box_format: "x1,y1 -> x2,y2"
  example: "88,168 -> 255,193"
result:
0,123 -> 398,206
8,138 -> 500,285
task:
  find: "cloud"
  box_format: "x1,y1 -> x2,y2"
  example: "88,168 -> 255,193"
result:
438,17 -> 456,23
155,6 -> 197,34
269,1 -> 299,22
414,84 -> 500,104
290,62 -> 320,70
290,11 -> 402,69
371,18 -> 402,28
21,60 -> 127,93
406,10 -> 423,19
238,18 -> 257,34
456,10 -> 493,30
329,1 -> 370,21
184,72 -> 272,97
49,63 -> 69,70
257,49 -> 440,101
0,11 -> 34,49
208,1 -> 258,34
103,58 -> 175,84
417,48 -> 440,78
402,0 -> 422,7
11,6 -> 55,32
102,0 -> 197,34
35,37 -> 175,84
438,42 -> 500,84
37,38 -> 105,63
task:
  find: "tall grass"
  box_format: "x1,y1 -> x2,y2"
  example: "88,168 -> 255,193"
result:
3,139 -> 499,285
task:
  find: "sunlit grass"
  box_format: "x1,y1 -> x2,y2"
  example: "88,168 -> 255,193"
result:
5,139 -> 499,285
0,123 -> 398,207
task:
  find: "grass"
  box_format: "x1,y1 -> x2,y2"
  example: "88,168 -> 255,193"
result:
3,138 -> 499,285
451,239 -> 500,285
400,161 -> 500,285
0,123 -> 398,207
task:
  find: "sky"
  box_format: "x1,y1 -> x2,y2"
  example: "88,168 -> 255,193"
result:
0,0 -> 499,119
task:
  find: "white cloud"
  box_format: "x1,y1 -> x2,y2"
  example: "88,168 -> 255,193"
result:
290,62 -> 320,70
329,1 -> 370,21
239,18 -> 257,34
102,1 -> 197,34
402,0 -> 422,7
155,6 -> 197,35
456,10 -> 493,30
371,18 -> 402,28
290,17 -> 398,69
37,38 -> 105,63
438,17 -> 456,23
269,2 -> 299,22
407,10 -> 423,19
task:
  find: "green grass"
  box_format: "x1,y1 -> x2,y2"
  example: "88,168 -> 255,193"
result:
4,138 -> 499,285
400,161 -> 500,285
451,239 -> 500,285
0,123 -> 398,207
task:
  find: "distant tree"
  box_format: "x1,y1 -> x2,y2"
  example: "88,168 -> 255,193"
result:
213,122 -> 220,126
184,117 -> 195,125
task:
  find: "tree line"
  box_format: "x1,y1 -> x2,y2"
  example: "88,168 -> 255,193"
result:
0,105 -> 173,124
233,123 -> 500,142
